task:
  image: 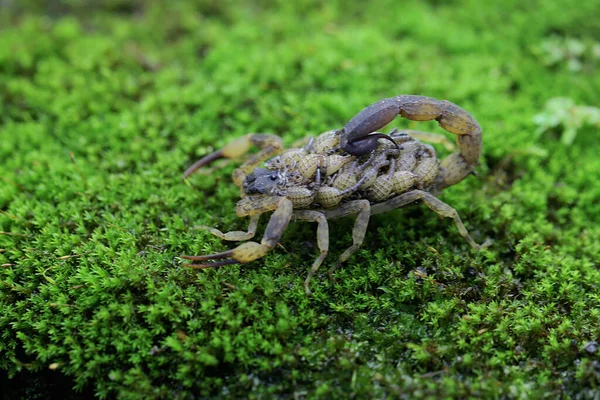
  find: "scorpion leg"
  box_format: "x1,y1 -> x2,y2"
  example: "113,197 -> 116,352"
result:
370,190 -> 488,249
293,210 -> 330,295
198,215 -> 260,241
181,197 -> 293,268
184,133 -> 283,187
322,199 -> 371,275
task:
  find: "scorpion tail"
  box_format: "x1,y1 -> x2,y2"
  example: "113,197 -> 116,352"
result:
341,95 -> 482,189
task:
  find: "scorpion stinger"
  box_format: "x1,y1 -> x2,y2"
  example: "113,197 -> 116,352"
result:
340,131 -> 400,157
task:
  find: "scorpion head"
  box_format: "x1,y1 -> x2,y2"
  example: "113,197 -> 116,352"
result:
242,168 -> 288,195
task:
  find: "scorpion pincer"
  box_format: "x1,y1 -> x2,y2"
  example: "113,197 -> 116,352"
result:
182,95 -> 487,294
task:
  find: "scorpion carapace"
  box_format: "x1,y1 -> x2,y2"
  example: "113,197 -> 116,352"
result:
182,95 -> 487,294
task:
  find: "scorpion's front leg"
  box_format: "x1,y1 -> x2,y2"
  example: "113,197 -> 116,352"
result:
184,133 -> 284,187
181,196 -> 293,268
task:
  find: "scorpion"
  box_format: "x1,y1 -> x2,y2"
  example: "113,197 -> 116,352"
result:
182,95 -> 487,294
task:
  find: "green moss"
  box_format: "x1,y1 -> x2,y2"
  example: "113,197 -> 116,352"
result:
1,0 -> 599,398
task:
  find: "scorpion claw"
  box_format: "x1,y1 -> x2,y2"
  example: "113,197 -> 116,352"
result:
182,259 -> 240,269
183,149 -> 225,179
180,240 -> 280,271
181,250 -> 241,269
180,249 -> 235,261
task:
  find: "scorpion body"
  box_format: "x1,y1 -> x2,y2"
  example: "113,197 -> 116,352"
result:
182,95 -> 486,294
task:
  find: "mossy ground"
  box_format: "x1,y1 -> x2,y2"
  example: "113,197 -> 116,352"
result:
1,1 -> 599,398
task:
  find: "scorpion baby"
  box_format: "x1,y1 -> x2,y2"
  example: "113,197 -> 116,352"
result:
182,95 -> 488,294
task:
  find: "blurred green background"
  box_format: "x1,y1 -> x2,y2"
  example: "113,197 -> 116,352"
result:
1,0 -> 599,398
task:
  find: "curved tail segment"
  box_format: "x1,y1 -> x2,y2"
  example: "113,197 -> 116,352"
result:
341,95 -> 482,188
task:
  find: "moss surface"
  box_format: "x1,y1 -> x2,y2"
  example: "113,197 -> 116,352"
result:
1,1 -> 599,398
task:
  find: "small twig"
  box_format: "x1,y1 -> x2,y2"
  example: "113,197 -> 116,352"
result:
57,250 -> 91,260
0,210 -> 20,220
42,265 -> 57,285
12,358 -> 36,368
106,222 -> 129,232
0,231 -> 28,237
0,176 -> 26,191
420,368 -> 448,379
0,279 -> 30,293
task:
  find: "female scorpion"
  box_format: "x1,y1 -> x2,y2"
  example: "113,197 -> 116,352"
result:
182,95 -> 486,294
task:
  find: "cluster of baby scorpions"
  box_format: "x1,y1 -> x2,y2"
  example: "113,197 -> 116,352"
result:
182,95 -> 487,294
